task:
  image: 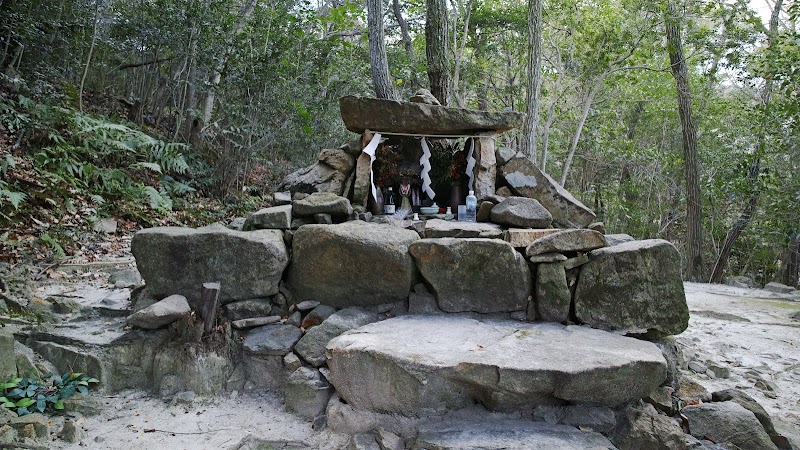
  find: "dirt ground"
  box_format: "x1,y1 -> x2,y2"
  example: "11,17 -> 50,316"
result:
17,271 -> 800,449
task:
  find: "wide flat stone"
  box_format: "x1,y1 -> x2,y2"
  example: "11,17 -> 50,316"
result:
243,324 -> 302,356
288,222 -> 419,307
423,219 -> 503,239
504,228 -> 560,248
326,316 -> 667,416
415,419 -> 615,450
525,229 -> 607,256
243,205 -> 292,230
339,96 -> 525,135
501,157 -> 595,227
409,239 -> 530,313
292,192 -> 352,217
126,294 -> 190,330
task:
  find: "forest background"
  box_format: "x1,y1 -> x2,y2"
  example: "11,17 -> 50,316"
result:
0,0 -> 797,286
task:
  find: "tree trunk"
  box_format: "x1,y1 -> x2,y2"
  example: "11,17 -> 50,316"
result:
368,0 -> 397,100
665,0 -> 702,280
426,0 -> 449,105
560,72 -> 606,187
201,0 -> 258,126
450,0 -> 473,108
708,0 -> 783,283
391,0 -> 413,57
78,0 -> 100,113
780,232 -> 800,287
523,0 -> 543,163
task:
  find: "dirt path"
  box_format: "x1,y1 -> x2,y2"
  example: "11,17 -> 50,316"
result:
678,282 -> 800,446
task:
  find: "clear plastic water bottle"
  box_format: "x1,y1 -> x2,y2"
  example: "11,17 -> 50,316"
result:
465,190 -> 477,222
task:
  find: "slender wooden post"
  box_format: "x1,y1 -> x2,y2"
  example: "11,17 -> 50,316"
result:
200,282 -> 221,336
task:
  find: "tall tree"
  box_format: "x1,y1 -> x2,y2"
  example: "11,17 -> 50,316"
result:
426,0 -> 450,105
709,0 -> 784,283
665,0 -> 702,280
367,0 -> 398,100
523,0 -> 543,162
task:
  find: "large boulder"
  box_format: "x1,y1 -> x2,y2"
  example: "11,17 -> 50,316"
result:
126,294 -> 191,330
339,96 -> 525,135
500,156 -> 595,227
525,229 -> 607,256
284,367 -> 333,419
574,239 -> 689,339
294,308 -> 379,367
409,238 -> 530,313
288,221 -> 419,307
415,420 -> 615,450
292,192 -> 352,217
534,262 -> 571,323
682,401 -> 778,450
279,148 -> 355,196
326,316 -> 667,415
132,225 -> 288,304
490,197 -> 552,229
611,404 -> 688,450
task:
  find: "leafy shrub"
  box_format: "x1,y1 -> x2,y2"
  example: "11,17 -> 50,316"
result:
0,372 -> 99,416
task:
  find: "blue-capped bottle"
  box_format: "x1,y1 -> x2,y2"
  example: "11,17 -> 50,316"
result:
465,190 -> 477,222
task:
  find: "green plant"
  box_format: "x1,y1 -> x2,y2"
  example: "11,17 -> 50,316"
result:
0,372 -> 99,416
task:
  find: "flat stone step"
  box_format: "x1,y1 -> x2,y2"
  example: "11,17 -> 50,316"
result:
415,419 -> 616,449
326,316 -> 666,416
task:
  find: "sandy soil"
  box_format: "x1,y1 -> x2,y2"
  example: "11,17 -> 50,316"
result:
678,282 -> 800,445
20,273 -> 800,449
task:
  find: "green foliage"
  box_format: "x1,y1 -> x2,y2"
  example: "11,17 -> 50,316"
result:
0,372 -> 99,417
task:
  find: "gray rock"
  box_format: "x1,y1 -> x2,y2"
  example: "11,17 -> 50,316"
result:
293,192 -> 353,217
301,304 -> 336,329
243,205 -> 293,230
587,222 -> 606,233
318,148 -> 356,173
326,394 -> 419,439
490,197 -> 553,229
408,292 -> 442,315
645,386 -> 677,415
604,233 -> 635,246
534,262 -> 571,323
505,229 -> 562,249
326,316 -> 666,415
231,316 -> 281,329
350,433 -> 382,450
279,160 -> 350,196
495,186 -> 513,197
409,238 -> 530,313
476,201 -> 494,222
495,147 -> 517,167
563,253 -> 589,270
528,252 -> 568,263
291,217 -> 314,228
610,404 -> 687,450
0,329 -> 14,379
409,88 -> 441,105
711,389 -> 777,435
764,282 -> 794,294
228,217 -> 247,230
574,239 -> 689,339
223,298 -> 272,321
288,222 -> 419,308
284,353 -> 302,371
126,294 -> 191,330
274,191 -> 292,205
59,418 -> 87,443
132,225 -> 288,304
689,360 -> 708,374
415,419 -> 615,450
314,213 -> 333,224
131,286 -> 158,312
287,311 -> 302,327
682,401 -> 778,450
294,308 -> 379,367
533,404 -> 617,434
653,337 -> 684,389
296,300 -> 321,311
339,95 -> 525,135
285,367 -> 334,419
243,324 -> 302,356
108,268 -> 142,288
500,156 -> 595,227
376,429 -> 405,450
423,219 -> 503,239
707,363 -> 731,379
725,275 -> 756,288
525,229 -> 607,256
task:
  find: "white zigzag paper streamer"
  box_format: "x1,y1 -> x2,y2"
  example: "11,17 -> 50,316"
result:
420,137 -> 435,200
362,132 -> 382,202
465,137 -> 475,191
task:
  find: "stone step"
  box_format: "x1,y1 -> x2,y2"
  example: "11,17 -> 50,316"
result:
415,419 -> 616,450
326,316 -> 666,416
